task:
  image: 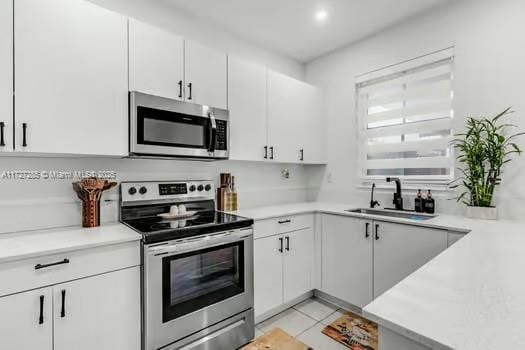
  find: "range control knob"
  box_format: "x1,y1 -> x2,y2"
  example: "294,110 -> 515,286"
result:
189,185 -> 196,192
128,187 -> 137,195
197,185 -> 204,192
139,186 -> 148,195
205,184 -> 212,191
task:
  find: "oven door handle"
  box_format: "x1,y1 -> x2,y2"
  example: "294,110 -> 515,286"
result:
149,231 -> 252,256
207,111 -> 217,153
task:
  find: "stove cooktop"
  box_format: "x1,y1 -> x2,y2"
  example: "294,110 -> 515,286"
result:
123,211 -> 254,244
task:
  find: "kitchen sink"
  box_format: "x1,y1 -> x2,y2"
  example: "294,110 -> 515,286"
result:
346,208 -> 435,221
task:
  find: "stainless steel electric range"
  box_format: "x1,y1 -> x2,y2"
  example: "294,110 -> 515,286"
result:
119,180 -> 254,350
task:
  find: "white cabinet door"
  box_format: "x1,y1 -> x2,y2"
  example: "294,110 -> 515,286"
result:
300,86 -> 325,164
129,19 -> 184,100
53,267 -> 141,350
373,222 -> 447,298
184,40 -> 227,109
0,287 -> 53,349
228,56 -> 268,161
321,215 -> 373,307
254,235 -> 284,318
14,0 -> 128,155
0,0 -> 12,153
267,70 -> 302,163
283,228 -> 314,302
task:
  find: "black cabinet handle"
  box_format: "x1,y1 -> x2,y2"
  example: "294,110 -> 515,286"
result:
278,219 -> 291,224
0,122 -> 5,147
375,224 -> 380,240
178,80 -> 183,98
269,146 -> 274,160
22,123 -> 27,147
35,258 -> 70,270
365,222 -> 370,238
39,295 -> 44,325
285,236 -> 290,251
60,290 -> 66,318
278,237 -> 283,253
264,146 -> 268,159
299,149 -> 304,161
187,82 -> 193,100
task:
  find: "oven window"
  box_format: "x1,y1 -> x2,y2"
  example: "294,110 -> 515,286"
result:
162,242 -> 244,322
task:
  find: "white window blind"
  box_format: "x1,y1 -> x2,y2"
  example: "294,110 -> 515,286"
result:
356,51 -> 454,184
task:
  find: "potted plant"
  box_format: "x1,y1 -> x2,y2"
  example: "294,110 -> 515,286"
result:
450,107 -> 524,219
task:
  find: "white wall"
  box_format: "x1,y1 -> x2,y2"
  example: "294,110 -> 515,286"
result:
306,0 -> 525,219
89,0 -> 304,80
0,157 -> 319,233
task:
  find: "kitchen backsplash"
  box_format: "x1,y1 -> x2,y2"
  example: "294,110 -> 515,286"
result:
0,157 -> 323,234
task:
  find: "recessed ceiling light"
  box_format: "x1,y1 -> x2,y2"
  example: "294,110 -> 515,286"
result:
315,10 -> 328,22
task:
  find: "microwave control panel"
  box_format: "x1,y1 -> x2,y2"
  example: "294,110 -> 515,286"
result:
215,120 -> 228,151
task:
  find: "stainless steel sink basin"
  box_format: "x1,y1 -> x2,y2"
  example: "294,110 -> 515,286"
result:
346,208 -> 435,221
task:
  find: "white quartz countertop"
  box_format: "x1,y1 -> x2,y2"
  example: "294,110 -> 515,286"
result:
234,202 -> 525,350
0,223 -> 142,263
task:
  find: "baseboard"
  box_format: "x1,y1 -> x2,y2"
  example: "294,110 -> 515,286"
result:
255,291 -> 313,324
313,289 -> 362,315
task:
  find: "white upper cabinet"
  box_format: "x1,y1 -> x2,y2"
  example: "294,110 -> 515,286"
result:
299,85 -> 325,164
129,19 -> 184,100
0,287 -> 53,350
14,0 -> 128,155
267,70 -> 302,163
0,0 -> 12,153
228,56 -> 268,161
267,70 -> 325,164
184,40 -> 227,109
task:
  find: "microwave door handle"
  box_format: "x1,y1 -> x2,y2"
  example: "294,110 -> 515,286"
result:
208,112 -> 217,153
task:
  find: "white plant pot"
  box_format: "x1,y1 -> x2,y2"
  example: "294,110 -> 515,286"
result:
466,206 -> 498,220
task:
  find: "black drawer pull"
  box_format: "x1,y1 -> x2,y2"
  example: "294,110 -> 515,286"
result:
285,236 -> 290,251
39,295 -> 44,325
60,290 -> 66,318
278,219 -> 291,224
35,258 -> 70,270
0,122 -> 5,146
278,237 -> 283,253
22,123 -> 28,147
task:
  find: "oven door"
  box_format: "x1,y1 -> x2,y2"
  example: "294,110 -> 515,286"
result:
130,91 -> 229,159
144,229 -> 253,350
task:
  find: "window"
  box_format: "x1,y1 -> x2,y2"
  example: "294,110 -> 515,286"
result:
356,49 -> 454,186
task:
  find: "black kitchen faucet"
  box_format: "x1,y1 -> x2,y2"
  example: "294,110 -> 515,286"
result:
386,177 -> 403,210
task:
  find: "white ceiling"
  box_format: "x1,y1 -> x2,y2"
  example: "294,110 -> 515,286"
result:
162,0 -> 452,62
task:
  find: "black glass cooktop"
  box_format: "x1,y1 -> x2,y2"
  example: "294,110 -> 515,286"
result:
123,211 -> 254,244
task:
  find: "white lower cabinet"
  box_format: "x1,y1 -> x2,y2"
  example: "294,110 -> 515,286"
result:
321,215 -> 373,308
0,267 -> 140,350
373,222 -> 447,298
320,214 -> 448,306
0,287 -> 53,349
53,267 -> 141,350
254,234 -> 284,317
254,216 -> 314,319
283,228 -> 314,302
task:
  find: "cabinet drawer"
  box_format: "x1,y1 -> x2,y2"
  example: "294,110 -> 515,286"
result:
0,241 -> 140,297
254,214 -> 313,239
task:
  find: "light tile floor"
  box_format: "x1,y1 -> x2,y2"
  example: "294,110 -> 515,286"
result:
255,297 -> 349,350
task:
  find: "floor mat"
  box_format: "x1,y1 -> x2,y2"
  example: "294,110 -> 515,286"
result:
242,328 -> 313,350
322,311 -> 378,350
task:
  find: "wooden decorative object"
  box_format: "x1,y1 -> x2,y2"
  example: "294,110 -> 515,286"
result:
72,178 -> 117,228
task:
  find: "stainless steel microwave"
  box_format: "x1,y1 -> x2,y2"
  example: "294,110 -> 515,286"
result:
129,92 -> 229,160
